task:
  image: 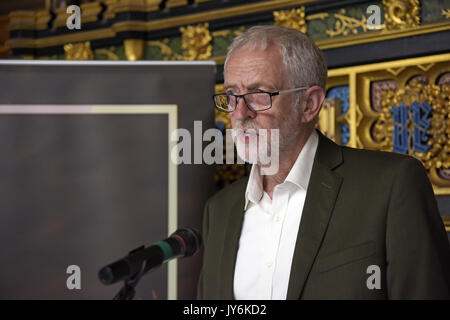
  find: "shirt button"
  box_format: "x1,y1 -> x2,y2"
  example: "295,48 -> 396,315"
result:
266,261 -> 273,268
275,216 -> 281,222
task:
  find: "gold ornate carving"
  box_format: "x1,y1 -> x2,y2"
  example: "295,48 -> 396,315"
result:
7,0 -> 449,52
386,67 -> 406,76
329,53 -> 450,194
211,30 -> 231,37
95,47 -> 119,60
306,12 -> 329,21
273,7 -> 307,33
64,41 -> 94,60
383,0 -> 420,30
180,23 -> 212,60
147,39 -> 182,60
372,79 -> 450,190
326,8 -> 368,37
442,9 -> 450,19
377,80 -> 449,179
215,109 -> 231,130
443,215 -> 450,231
212,26 -> 245,38
371,80 -> 399,112
214,84 -> 231,129
317,98 -> 341,143
124,39 -> 145,60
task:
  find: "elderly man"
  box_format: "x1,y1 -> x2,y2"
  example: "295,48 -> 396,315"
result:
197,26 -> 450,299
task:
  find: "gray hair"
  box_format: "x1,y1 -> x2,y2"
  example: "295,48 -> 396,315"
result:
224,25 -> 327,90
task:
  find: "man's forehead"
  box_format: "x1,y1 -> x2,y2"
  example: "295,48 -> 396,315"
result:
228,42 -> 281,61
224,46 -> 284,90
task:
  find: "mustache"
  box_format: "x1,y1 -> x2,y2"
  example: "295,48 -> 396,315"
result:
232,119 -> 261,131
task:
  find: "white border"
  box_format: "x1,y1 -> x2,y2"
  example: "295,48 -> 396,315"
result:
0,59 -> 216,67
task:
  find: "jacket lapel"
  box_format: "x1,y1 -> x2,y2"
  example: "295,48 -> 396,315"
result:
286,130 -> 344,299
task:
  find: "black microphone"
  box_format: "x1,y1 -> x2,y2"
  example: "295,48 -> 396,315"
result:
98,227 -> 202,285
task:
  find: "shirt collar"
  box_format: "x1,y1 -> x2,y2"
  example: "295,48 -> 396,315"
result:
244,129 -> 319,210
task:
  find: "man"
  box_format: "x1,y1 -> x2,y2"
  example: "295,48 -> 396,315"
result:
197,26 -> 450,299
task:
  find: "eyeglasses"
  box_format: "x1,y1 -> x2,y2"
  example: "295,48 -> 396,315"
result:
213,87 -> 308,113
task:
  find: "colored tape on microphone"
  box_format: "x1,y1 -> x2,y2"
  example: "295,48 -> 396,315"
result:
154,241 -> 172,262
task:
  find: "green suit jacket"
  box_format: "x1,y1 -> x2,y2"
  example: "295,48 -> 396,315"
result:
197,129 -> 450,299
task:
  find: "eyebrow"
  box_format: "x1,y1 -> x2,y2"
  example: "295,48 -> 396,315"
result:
224,82 -> 278,92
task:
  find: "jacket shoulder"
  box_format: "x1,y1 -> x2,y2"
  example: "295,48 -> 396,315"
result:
340,145 -> 424,170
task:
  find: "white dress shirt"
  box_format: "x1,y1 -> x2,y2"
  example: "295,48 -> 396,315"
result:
233,130 -> 319,300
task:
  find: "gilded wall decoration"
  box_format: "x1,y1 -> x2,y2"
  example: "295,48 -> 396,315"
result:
64,41 -> 94,60
383,0 -> 420,30
95,47 -> 120,60
124,39 -> 145,61
375,79 -> 449,187
273,7 -> 307,34
344,54 -> 450,193
211,26 -> 247,58
324,85 -> 352,146
442,9 -> 450,19
179,23 -> 212,60
147,38 -> 183,61
371,80 -> 399,112
325,8 -> 369,37
317,98 -> 342,143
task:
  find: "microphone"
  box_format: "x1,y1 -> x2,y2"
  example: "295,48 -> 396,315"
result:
98,227 -> 202,285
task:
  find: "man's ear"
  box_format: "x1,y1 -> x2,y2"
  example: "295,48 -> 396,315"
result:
301,85 -> 325,124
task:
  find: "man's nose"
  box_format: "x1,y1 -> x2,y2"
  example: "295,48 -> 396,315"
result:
233,96 -> 256,120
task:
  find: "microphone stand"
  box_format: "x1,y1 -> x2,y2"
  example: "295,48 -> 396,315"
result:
113,246 -> 147,300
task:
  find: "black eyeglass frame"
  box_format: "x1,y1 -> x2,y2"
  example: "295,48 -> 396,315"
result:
213,86 -> 308,113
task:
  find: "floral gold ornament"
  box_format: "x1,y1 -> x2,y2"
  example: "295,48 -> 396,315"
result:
64,41 -> 94,60
375,79 -> 449,187
442,9 -> 450,19
325,8 -> 368,37
95,46 -> 119,60
179,23 -> 212,60
328,53 -> 450,194
382,0 -> 420,30
147,39 -> 183,60
273,7 -> 307,34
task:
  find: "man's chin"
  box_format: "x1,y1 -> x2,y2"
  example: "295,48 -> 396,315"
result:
236,132 -> 258,143
235,144 -> 267,165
